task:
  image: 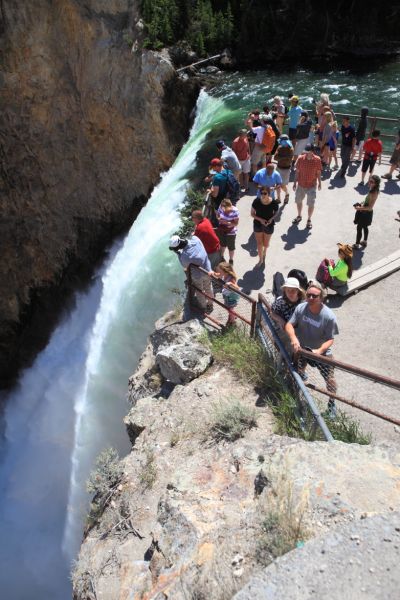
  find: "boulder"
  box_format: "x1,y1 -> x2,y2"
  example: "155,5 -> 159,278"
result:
150,319 -> 203,353
156,343 -> 212,384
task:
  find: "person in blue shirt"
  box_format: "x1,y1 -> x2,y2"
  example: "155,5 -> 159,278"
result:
169,235 -> 214,311
253,163 -> 283,202
287,95 -> 302,142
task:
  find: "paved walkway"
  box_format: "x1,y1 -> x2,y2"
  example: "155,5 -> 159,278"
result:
232,157 -> 400,443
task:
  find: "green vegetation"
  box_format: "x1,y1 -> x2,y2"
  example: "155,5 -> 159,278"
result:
141,0 -> 234,56
86,447 -> 123,526
201,327 -> 371,445
139,448 -> 158,489
176,187 -> 205,238
210,400 -> 257,442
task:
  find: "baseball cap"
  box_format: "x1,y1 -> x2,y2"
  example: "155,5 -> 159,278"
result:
216,140 -> 226,149
210,158 -> 223,167
305,144 -> 314,152
169,235 -> 181,249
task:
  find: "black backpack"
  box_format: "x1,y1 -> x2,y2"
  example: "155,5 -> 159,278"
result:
223,169 -> 240,205
287,268 -> 308,291
272,271 -> 285,297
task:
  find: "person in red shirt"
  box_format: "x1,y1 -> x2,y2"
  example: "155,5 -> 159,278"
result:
292,144 -> 322,230
232,129 -> 251,192
191,210 -> 221,268
360,130 -> 383,185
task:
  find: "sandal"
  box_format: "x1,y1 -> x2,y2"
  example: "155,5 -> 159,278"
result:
292,216 -> 302,225
306,219 -> 313,229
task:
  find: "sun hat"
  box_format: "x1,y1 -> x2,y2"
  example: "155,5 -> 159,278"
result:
216,140 -> 226,149
169,235 -> 181,249
291,95 -> 299,103
210,157 -> 223,167
282,277 -> 301,290
337,243 -> 353,258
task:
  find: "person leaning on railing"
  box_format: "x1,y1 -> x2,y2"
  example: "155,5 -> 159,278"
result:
284,280 -> 339,419
169,235 -> 214,312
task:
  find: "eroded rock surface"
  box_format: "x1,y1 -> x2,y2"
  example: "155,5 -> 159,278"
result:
74,321 -> 400,600
0,0 -> 199,385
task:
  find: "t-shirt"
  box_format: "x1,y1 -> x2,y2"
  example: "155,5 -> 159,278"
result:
221,146 -> 241,172
328,259 -> 348,282
363,138 -> 383,160
253,169 -> 282,199
217,205 -> 239,235
194,218 -> 220,254
232,136 -> 250,161
251,197 -> 279,222
251,125 -> 266,145
295,154 -> 322,188
178,236 -> 211,272
288,105 -> 302,129
212,171 -> 228,201
288,302 -> 339,355
341,124 -> 356,147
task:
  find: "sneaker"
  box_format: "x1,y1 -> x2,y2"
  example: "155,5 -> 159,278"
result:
352,243 -> 362,250
327,399 -> 337,419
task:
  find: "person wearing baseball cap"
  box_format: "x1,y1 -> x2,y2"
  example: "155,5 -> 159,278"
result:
215,139 -> 241,179
169,234 -> 214,311
207,158 -> 228,211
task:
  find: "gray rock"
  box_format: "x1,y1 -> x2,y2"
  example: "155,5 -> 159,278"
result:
156,343 -> 212,384
234,513 -> 400,600
150,319 -> 203,353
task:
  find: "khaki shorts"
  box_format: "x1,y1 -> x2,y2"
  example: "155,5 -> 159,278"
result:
277,166 -> 291,185
295,185 -> 317,206
239,158 -> 251,173
251,144 -> 266,166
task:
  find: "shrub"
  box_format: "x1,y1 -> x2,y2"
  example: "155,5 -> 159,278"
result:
323,408 -> 372,444
176,187 -> 205,238
210,400 -> 257,442
139,448 -> 158,489
86,447 -> 123,527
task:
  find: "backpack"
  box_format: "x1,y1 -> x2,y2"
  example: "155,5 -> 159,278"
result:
272,271 -> 285,298
261,125 -> 276,154
315,260 -> 334,286
223,169 -> 240,205
287,268 -> 308,291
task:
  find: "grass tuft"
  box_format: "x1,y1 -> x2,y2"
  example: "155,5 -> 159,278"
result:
139,448 -> 157,489
210,400 -> 257,442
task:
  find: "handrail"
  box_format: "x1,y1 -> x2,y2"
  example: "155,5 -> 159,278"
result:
298,348 -> 400,391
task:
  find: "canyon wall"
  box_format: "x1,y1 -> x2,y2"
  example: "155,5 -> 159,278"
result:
0,0 -> 199,386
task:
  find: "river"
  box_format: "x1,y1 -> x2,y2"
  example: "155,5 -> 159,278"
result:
0,62 -> 399,599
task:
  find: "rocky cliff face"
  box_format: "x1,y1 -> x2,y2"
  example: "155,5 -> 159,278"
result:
0,0 -> 200,386
73,315 -> 400,599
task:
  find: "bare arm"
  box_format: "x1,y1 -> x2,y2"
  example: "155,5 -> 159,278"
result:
314,339 -> 334,355
251,207 -> 268,225
285,322 -> 300,352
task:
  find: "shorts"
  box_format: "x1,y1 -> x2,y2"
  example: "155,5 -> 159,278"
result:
251,144 -> 266,166
277,166 -> 291,185
295,185 -> 317,206
217,229 -> 236,250
390,148 -> 400,166
289,127 -> 297,141
294,138 -> 308,155
239,158 -> 251,173
361,157 -> 377,173
298,353 -> 335,382
253,220 -> 275,234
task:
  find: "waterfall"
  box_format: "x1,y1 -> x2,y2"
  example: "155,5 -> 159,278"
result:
0,90 -> 230,600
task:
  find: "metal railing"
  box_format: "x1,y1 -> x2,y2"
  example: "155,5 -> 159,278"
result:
297,348 -> 400,428
187,264 -> 257,335
257,294 -> 333,441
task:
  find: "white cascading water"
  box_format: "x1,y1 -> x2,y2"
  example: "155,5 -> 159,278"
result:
0,90 -> 229,600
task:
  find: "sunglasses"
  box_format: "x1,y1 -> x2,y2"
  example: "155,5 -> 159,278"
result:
260,191 -> 269,195
306,293 -> 320,299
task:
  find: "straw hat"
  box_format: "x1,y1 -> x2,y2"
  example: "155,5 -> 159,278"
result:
337,243 -> 353,258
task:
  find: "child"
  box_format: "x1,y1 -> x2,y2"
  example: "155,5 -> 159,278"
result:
328,121 -> 339,169
215,261 -> 240,325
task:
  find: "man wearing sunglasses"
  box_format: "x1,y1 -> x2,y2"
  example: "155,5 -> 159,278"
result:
285,281 -> 339,418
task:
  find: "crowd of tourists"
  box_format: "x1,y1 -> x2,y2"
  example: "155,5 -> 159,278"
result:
168,93 -> 399,418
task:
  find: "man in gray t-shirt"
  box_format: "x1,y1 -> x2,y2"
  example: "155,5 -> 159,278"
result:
285,281 -> 339,417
